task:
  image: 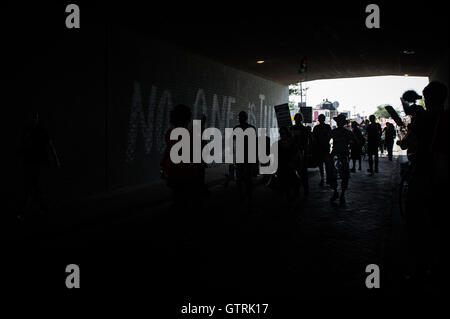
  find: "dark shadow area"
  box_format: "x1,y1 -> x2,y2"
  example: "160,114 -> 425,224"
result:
3,1 -> 449,311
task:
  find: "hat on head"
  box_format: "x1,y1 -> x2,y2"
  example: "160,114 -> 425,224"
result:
402,90 -> 422,103
333,113 -> 348,125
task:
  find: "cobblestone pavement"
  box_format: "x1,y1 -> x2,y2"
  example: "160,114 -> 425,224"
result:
13,154 -> 403,300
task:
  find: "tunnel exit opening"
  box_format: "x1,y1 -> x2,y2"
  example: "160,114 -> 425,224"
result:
288,75 -> 429,128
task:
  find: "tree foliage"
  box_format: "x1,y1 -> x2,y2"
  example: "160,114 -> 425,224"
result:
289,84 -> 300,96
374,105 -> 390,118
374,104 -> 401,118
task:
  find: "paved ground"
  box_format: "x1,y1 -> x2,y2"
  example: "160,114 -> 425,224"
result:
7,153 -> 408,302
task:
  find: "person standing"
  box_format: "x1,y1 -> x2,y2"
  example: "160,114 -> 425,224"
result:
233,111 -> 258,204
277,126 -> 301,200
383,122 -> 396,161
350,121 -> 365,172
312,114 -> 331,186
366,115 -> 382,176
404,82 -> 448,288
379,117 -> 385,156
161,104 -> 201,209
291,113 -> 311,196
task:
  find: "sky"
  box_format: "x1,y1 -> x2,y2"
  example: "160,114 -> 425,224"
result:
290,75 -> 429,116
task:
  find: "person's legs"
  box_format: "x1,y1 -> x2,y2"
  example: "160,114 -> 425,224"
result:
351,157 -> 356,172
374,151 -> 379,172
340,179 -> 348,205
387,140 -> 394,160
318,160 -> 324,185
301,161 -> 309,196
324,155 -> 332,185
329,157 -> 339,201
330,185 -> 339,201
368,153 -> 374,173
339,156 -> 350,205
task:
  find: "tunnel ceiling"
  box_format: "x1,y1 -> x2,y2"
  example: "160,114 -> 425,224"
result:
14,2 -> 445,86
115,2 -> 448,85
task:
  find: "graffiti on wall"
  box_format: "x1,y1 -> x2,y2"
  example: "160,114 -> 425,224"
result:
125,81 -> 279,163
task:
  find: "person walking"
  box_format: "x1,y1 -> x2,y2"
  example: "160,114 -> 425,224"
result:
291,113 -> 311,196
383,122 -> 396,161
328,114 -> 355,206
350,121 -> 365,172
366,115 -> 382,176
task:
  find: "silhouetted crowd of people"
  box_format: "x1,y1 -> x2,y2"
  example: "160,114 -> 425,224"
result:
273,111 -> 394,206
157,81 -> 448,292
17,80 -> 448,294
159,103 -> 398,209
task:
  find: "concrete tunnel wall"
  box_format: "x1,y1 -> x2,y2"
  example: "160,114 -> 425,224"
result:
8,26 -> 289,211
108,28 -> 288,191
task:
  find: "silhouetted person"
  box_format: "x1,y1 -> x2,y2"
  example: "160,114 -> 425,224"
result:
291,113 -> 311,196
277,126 -> 300,200
383,122 -> 396,161
401,90 -> 425,120
379,118 -> 385,156
359,119 -> 367,134
366,114 -> 381,176
429,86 -> 449,293
233,111 -> 257,204
261,134 -> 272,185
397,122 -> 418,164
404,82 -> 448,288
312,114 -> 331,186
161,104 -> 202,209
350,121 -> 365,172
359,119 -> 369,160
398,90 -> 425,165
329,113 -> 355,206
18,112 -> 60,220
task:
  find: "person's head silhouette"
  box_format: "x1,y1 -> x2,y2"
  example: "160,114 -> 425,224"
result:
238,111 -> 248,125
423,81 -> 448,113
333,113 -> 347,128
402,90 -> 422,103
369,114 -> 376,123
318,114 -> 326,124
170,104 -> 191,127
294,113 -> 303,125
351,121 -> 359,130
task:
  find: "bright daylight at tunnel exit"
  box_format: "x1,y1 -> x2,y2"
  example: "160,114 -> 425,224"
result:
4,0 -> 449,313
